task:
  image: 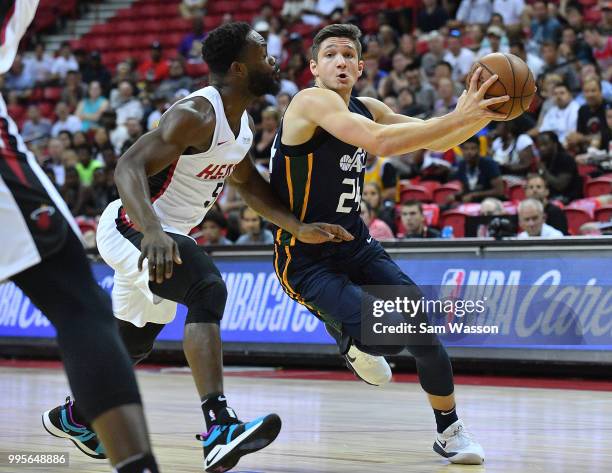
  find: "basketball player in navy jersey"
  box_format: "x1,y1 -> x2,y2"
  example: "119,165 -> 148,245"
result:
43,22 -> 356,473
269,24 -> 510,464
1,1 -> 160,472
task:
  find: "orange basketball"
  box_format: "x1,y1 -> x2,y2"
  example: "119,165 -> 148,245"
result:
466,53 -> 536,121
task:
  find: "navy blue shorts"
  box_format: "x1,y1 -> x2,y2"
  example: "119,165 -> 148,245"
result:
273,237 -> 423,353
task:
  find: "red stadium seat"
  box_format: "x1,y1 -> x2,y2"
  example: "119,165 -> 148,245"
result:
422,203 -> 440,227
419,181 -> 441,195
508,183 -> 526,202
400,185 -> 433,203
186,62 -> 210,77
439,211 -> 468,238
433,185 -> 460,205
585,177 -> 612,198
564,208 -> 592,235
43,87 -> 62,102
594,206 -> 612,222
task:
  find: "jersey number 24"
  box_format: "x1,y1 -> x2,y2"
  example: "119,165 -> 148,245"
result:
336,178 -> 361,214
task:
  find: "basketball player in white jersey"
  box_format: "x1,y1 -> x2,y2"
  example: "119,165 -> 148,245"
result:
1,2 -> 161,472
43,22 -> 358,472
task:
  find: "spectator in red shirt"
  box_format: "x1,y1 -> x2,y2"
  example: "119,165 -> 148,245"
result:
137,41 -> 170,83
360,201 -> 395,241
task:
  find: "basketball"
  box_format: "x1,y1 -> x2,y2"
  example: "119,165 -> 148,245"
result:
466,53 -> 536,121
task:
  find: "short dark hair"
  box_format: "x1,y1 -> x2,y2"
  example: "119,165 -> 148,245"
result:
402,200 -> 424,213
202,209 -> 228,229
435,60 -> 452,73
201,22 -> 253,74
553,82 -> 571,92
311,24 -> 362,61
538,130 -> 560,144
509,40 -> 525,52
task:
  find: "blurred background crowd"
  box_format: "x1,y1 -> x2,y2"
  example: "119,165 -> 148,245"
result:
3,0 -> 612,246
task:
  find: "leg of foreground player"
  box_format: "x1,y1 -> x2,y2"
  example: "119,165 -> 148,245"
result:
15,233 -> 159,472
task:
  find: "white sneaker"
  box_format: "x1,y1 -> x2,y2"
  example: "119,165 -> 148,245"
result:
344,344 -> 392,386
433,420 -> 485,465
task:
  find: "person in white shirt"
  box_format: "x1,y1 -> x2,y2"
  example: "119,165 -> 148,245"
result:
24,43 -> 53,84
51,101 -> 82,137
493,0 -> 525,27
443,31 -> 475,83
113,81 -> 144,125
517,198 -> 564,238
456,0 -> 492,24
50,42 -> 79,81
539,83 -> 580,144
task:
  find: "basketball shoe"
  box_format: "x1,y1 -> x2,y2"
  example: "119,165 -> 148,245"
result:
197,409 -> 282,472
433,419 -> 485,464
344,343 -> 392,386
42,397 -> 105,459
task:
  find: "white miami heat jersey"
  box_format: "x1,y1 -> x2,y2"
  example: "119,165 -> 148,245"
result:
146,86 -> 252,235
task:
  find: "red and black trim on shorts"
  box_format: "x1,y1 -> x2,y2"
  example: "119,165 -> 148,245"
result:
0,115 -> 68,258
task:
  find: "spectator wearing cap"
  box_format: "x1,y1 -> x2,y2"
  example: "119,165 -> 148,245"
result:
524,173 -> 568,234
415,0 -> 449,34
179,0 -> 206,19
51,42 -> 79,81
75,81 -> 109,132
360,201 -> 395,241
539,83 -> 580,144
113,81 -> 144,126
477,26 -> 509,59
236,207 -> 274,245
137,42 -> 170,82
400,201 -> 440,239
443,30 -> 475,84
157,59 -> 193,101
567,77 -> 612,152
530,1 -> 561,51
536,131 -> 583,203
179,17 -> 206,61
51,102 -> 82,137
455,136 -> 505,203
540,41 -> 581,92
22,104 -> 52,147
254,20 -> 282,62
197,210 -> 233,246
456,0 -> 492,25
517,198 -> 564,238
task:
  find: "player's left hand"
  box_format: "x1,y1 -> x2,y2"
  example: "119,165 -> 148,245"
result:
295,223 -> 354,244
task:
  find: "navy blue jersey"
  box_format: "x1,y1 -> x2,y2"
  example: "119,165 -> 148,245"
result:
270,95 -> 373,249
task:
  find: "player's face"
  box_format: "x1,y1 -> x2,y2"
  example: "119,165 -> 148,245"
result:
401,206 -> 424,232
519,206 -> 544,236
244,31 -> 281,96
311,37 -> 363,93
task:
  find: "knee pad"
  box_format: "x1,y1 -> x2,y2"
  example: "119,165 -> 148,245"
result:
184,275 -> 228,325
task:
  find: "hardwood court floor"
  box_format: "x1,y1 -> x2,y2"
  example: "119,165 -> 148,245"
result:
0,366 -> 611,473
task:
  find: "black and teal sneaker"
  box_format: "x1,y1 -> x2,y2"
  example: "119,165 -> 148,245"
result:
197,410 -> 281,472
42,397 -> 106,459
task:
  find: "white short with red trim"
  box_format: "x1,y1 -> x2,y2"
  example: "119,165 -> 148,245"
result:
96,199 -> 178,327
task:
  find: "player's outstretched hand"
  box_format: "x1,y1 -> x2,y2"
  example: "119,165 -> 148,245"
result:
455,67 -> 509,122
138,229 -> 183,283
295,222 -> 354,244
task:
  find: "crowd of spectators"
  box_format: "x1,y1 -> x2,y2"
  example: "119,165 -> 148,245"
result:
3,0 -> 612,246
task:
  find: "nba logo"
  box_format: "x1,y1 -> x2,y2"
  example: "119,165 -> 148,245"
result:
441,269 -> 466,288
439,269 -> 466,308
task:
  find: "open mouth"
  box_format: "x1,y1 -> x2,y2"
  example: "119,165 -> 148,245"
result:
338,73 -> 348,80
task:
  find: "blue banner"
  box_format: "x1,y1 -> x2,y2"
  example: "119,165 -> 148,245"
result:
1,248 -> 611,348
